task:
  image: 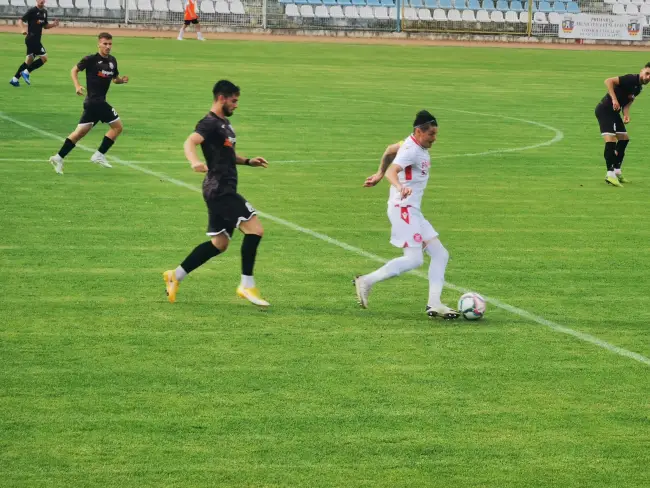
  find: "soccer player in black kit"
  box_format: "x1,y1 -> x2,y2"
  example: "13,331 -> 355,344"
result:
163,80 -> 270,307
595,63 -> 650,187
9,0 -> 59,87
49,33 -> 128,175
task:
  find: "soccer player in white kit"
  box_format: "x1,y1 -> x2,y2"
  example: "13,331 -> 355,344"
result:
354,110 -> 460,320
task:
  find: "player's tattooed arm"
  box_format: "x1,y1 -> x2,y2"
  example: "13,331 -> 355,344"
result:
364,142 -> 401,187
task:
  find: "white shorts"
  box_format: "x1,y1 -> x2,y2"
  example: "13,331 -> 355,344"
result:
387,205 -> 438,248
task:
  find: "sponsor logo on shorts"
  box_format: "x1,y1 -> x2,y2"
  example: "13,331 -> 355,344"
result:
400,207 -> 410,224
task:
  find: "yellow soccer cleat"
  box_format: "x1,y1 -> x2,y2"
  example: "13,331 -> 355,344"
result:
163,270 -> 179,303
617,174 -> 630,184
605,176 -> 623,187
236,286 -> 270,308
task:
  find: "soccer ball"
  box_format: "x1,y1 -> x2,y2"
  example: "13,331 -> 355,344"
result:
457,292 -> 486,321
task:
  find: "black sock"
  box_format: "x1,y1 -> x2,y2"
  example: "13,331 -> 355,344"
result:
58,138 -> 76,159
241,234 -> 262,276
615,139 -> 629,170
604,142 -> 617,172
98,136 -> 115,155
14,62 -> 28,78
180,240 -> 221,275
27,58 -> 44,73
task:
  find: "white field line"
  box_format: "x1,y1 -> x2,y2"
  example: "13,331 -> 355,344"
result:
1,111 -> 648,367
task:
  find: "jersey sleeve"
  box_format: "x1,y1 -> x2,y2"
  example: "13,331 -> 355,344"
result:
21,7 -> 36,23
618,74 -> 637,90
76,55 -> 92,71
392,144 -> 415,169
195,117 -> 224,144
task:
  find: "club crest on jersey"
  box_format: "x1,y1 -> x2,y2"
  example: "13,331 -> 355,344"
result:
421,160 -> 430,175
413,233 -> 423,243
109,62 -> 114,69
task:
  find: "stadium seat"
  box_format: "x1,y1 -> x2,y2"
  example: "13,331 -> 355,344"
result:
618,0 -> 630,4
468,0 -> 480,8
505,9 -> 518,21
418,7 -> 432,18
424,0 -> 437,7
343,5 -> 359,16
510,0 -> 523,11
359,4 -> 374,16
299,4 -> 314,15
314,4 -> 329,15
476,8 -> 490,20
612,3 -> 625,13
230,0 -> 244,13
380,0 -> 393,5
547,10 -> 560,23
626,4 -> 639,13
632,0 -> 643,5
153,0 -> 168,11
138,0 -> 153,10
323,0 -> 336,4
566,1 -> 578,12
461,9 -> 476,19
523,1 -> 536,11
294,0 -> 309,4
641,3 -> 650,14
518,10 -> 529,21
338,0 -> 352,5
373,5 -> 389,17
106,0 -> 122,9
352,0 -> 365,5
308,0 -> 321,4
75,0 -> 90,7
58,0 -> 73,7
603,0 -> 615,3
285,3 -> 299,14
91,0 -> 105,8
533,10 -> 547,22
538,0 -> 551,11
387,6 -> 397,16
0,0 -> 11,5
410,0 -> 424,7
329,4 -> 344,16
403,6 -> 417,18
126,0 -> 136,9
552,1 -> 565,12
452,0 -> 465,8
438,0 -> 451,8
432,7 -> 446,18
447,8 -> 461,19
367,0 -> 380,5
482,0 -> 495,10
25,0 -> 36,5
201,0 -> 215,12
214,0 -> 229,12
10,0 -> 26,6
496,0 -> 509,10
490,8 -> 503,19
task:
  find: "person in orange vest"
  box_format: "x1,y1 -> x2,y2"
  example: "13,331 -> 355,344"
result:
178,0 -> 204,41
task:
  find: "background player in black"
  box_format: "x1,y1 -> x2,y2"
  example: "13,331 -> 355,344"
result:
9,0 -> 58,87
163,80 -> 270,307
49,33 -> 129,175
595,63 -> 650,187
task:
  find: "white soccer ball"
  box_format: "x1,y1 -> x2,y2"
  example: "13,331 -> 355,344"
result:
457,292 -> 486,321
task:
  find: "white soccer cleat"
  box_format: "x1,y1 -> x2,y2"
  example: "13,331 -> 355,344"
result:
236,286 -> 270,308
426,304 -> 460,320
49,154 -> 64,175
90,151 -> 112,168
354,275 -> 371,309
177,36 -> 183,40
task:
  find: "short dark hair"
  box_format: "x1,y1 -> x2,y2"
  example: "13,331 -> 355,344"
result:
213,80 -> 240,99
98,32 -> 112,40
413,110 -> 437,130
645,62 -> 650,69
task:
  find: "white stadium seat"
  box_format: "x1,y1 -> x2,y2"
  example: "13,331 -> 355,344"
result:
153,0 -> 168,11
168,0 -> 183,11
201,0 -> 215,12
373,5 -> 389,18
0,0 -> 11,6
417,7 -> 432,19
547,10 -> 560,23
314,4 -> 329,16
626,4 -> 639,13
476,9 -> 490,21
618,0 -> 630,4
300,4 -> 314,16
388,6 -> 397,17
433,7 -> 446,19
285,2 -> 299,15
138,0 -> 153,10
126,0 -> 136,9
58,0 -> 74,7
91,0 -> 105,8
26,0 -> 36,5
490,9 -> 503,20
359,5 -> 374,17
631,0 -> 643,5
533,11 -> 547,22
505,10 -> 519,22
75,0 -> 90,7
230,0 -> 244,13
603,0 -> 615,4
461,9 -> 475,20
519,10 -> 529,22
329,4 -> 344,16
10,0 -> 26,6
447,8 -> 461,19
612,3 -> 625,14
344,5 -> 359,17
214,0 -> 229,12
403,6 -> 417,18
641,3 -> 650,14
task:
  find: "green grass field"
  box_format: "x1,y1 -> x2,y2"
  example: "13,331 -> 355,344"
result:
1,33 -> 649,487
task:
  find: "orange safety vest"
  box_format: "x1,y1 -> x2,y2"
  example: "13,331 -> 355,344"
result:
184,0 -> 198,20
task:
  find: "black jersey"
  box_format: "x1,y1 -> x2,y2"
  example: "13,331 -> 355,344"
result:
76,53 -> 119,104
195,112 -> 238,199
22,7 -> 48,42
598,74 -> 643,111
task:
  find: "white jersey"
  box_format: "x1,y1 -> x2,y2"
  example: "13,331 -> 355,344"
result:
388,135 -> 431,209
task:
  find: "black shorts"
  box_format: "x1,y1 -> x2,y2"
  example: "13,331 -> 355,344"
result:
595,104 -> 626,135
205,193 -> 256,239
25,38 -> 46,57
79,101 -> 120,126
184,18 -> 199,25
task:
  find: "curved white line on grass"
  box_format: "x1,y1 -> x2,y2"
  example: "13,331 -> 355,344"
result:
2,111 -> 647,367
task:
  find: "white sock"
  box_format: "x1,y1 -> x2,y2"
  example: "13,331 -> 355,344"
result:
424,239 -> 449,308
363,248 -> 424,287
11,76 -> 18,82
197,33 -> 203,40
23,69 -> 29,75
178,30 -> 183,39
607,170 -> 616,179
241,275 -> 255,288
614,168 -> 622,175
175,265 -> 188,282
